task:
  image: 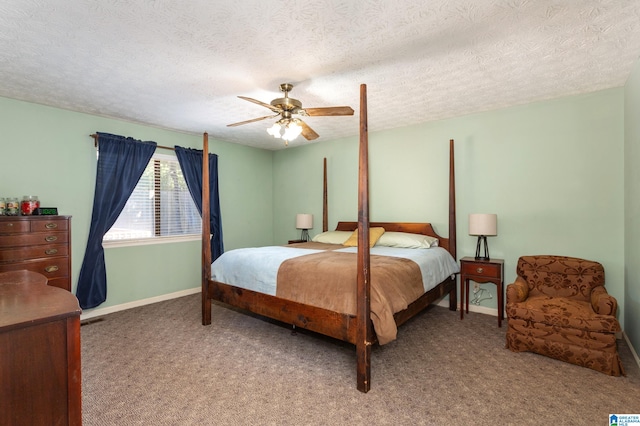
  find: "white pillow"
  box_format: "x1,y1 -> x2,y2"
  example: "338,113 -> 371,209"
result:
311,231 -> 353,245
375,231 -> 438,249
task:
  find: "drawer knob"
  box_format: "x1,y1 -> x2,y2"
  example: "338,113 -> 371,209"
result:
45,248 -> 59,255
45,223 -> 58,229
45,236 -> 58,242
476,267 -> 484,274
44,265 -> 59,273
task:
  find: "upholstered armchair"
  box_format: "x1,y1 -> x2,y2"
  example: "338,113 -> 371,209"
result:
505,255 -> 624,376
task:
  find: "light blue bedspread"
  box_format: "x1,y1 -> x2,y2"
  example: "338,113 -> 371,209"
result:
210,245 -> 459,295
210,246 -> 325,295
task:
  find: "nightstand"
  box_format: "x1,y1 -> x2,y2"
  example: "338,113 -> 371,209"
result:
460,257 -> 505,327
288,239 -> 306,244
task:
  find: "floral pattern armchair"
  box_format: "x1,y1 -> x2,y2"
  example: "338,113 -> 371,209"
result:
505,255 -> 624,376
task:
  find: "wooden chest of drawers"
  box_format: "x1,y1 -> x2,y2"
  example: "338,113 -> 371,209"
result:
0,216 -> 72,291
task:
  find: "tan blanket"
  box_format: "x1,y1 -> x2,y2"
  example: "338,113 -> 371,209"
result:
276,248 -> 425,344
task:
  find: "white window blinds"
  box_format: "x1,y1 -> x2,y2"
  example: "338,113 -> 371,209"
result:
104,153 -> 201,242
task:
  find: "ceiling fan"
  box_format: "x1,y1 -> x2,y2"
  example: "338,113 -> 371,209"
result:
227,83 -> 354,144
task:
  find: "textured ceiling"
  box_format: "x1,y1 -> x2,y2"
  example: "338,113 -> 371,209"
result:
1,0 -> 639,150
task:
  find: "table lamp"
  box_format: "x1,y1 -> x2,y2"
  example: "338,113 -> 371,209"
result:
296,213 -> 313,242
469,213 -> 497,260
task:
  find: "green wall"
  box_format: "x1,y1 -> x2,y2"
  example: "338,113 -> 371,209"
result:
0,97 -> 273,312
0,84 -> 633,341
274,88 -> 627,328
625,59 -> 640,353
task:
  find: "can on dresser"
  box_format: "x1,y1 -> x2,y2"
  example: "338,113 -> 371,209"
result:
5,198 -> 19,216
21,196 -> 40,216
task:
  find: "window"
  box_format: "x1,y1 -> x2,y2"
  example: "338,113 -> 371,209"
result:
104,153 -> 201,245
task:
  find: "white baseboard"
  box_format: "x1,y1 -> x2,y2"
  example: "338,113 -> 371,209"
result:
623,332 -> 640,370
436,299 -> 499,317
80,287 -> 200,321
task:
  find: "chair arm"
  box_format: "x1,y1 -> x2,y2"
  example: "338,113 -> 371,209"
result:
591,286 -> 618,316
506,276 -> 529,304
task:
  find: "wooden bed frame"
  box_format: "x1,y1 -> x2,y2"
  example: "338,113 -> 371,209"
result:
200,85 -> 457,392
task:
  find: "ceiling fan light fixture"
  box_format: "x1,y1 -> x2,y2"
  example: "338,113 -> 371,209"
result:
267,122 -> 282,138
282,121 -> 302,141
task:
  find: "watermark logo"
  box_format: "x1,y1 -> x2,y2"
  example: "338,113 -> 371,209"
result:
611,414 -> 640,426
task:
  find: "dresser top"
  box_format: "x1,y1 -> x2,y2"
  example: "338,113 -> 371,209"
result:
0,270 -> 80,331
0,215 -> 71,220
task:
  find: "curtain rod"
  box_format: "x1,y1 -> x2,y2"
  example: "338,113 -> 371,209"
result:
89,134 -> 175,151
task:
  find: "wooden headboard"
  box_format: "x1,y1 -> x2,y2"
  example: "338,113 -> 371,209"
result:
334,221 -> 452,255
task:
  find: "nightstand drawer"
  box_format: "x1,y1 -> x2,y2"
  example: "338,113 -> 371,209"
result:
461,261 -> 501,278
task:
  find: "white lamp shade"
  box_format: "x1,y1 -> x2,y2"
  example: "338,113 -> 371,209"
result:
296,213 -> 313,229
469,213 -> 497,236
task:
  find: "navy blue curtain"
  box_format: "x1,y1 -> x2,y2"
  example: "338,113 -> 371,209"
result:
174,146 -> 224,262
76,133 -> 157,309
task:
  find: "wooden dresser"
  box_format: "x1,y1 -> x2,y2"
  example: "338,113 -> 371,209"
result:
0,215 -> 71,291
0,270 -> 82,425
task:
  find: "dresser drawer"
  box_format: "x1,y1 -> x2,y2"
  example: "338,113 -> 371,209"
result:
30,219 -> 69,232
0,220 -> 30,234
0,232 -> 69,248
0,258 -> 69,280
461,261 -> 501,278
0,244 -> 69,262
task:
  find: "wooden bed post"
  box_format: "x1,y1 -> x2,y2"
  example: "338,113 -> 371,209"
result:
202,132 -> 212,325
356,84 -> 372,393
448,139 -> 456,260
323,157 -> 328,232
448,138 -> 457,311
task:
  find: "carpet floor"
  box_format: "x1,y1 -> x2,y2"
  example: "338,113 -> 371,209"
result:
81,294 -> 640,425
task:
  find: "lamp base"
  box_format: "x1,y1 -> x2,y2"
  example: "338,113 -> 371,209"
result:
474,235 -> 490,260
300,229 -> 310,242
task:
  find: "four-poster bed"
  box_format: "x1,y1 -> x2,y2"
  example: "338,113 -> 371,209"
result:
200,84 -> 458,392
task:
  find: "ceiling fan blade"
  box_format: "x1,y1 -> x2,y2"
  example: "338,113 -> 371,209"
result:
304,106 -> 354,116
227,114 -> 279,127
238,96 -> 282,113
298,120 -> 319,141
